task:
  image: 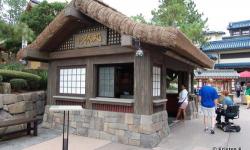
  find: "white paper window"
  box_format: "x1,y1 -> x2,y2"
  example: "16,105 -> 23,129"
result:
98,67 -> 115,97
59,67 -> 86,95
153,66 -> 161,97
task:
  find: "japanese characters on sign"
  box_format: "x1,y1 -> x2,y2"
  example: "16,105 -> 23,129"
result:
74,30 -> 107,48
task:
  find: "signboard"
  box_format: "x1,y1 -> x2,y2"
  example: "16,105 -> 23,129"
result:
74,30 -> 107,48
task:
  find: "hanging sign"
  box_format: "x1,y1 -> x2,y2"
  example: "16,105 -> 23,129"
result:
74,30 -> 107,48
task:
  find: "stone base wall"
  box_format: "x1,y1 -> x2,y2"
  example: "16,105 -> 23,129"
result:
0,91 -> 46,135
42,106 -> 170,148
186,100 -> 198,120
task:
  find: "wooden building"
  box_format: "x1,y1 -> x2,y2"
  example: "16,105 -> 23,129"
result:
17,0 -> 213,147
194,69 -> 239,93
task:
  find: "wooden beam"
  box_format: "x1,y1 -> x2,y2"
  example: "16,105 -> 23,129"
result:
49,46 -> 135,60
165,51 -> 199,68
23,49 -> 49,62
64,6 -> 93,26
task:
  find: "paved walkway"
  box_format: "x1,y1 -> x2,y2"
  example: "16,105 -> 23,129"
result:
0,105 -> 249,150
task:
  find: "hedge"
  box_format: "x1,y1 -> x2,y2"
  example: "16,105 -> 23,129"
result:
0,69 -> 41,81
0,63 -> 25,71
10,78 -> 28,91
23,69 -> 48,90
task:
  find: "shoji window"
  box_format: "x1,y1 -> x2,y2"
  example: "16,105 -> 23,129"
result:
59,67 -> 86,95
153,66 -> 161,97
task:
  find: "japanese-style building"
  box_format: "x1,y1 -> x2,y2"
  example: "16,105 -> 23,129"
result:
194,69 -> 239,92
202,20 -> 250,72
17,0 -> 213,147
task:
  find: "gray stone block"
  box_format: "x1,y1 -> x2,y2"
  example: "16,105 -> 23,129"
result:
25,110 -> 35,118
3,105 -> 8,111
77,127 -> 88,136
31,93 -> 38,102
104,116 -> 123,123
88,129 -> 100,138
141,115 -> 153,125
133,115 -> 141,125
25,101 -> 34,111
22,93 -> 32,101
108,123 -> 128,130
3,94 -> 17,105
17,95 -> 24,102
94,117 -> 104,131
100,131 -> 115,141
140,134 -> 155,148
8,101 -> 26,114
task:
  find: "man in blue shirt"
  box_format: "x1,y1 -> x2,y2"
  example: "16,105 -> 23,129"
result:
199,78 -> 219,134
216,91 -> 234,124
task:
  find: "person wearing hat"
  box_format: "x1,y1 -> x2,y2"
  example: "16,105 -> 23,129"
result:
199,78 -> 219,134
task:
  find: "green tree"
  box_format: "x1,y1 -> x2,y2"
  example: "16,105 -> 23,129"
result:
0,20 -> 34,53
20,1 -> 66,37
131,13 -> 148,24
151,0 -> 208,45
2,0 -> 27,24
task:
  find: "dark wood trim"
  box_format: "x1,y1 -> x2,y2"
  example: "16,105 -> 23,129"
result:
49,46 -> 135,60
56,65 -> 86,97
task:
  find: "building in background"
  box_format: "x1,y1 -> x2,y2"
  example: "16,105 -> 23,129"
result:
202,20 -> 250,72
194,69 -> 239,93
205,31 -> 225,41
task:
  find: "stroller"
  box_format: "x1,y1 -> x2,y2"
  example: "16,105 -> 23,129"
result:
215,105 -> 241,132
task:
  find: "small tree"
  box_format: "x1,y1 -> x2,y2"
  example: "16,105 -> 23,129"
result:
20,1 -> 66,37
131,13 -> 148,24
151,0 -> 208,45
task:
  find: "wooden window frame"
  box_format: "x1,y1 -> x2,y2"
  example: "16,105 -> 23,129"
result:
152,65 -> 162,98
96,63 -> 134,98
56,65 -> 86,97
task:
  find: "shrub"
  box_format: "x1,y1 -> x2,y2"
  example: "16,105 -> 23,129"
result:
23,69 -> 48,90
10,78 -> 28,91
0,63 -> 25,71
0,69 -> 41,81
0,75 -> 2,83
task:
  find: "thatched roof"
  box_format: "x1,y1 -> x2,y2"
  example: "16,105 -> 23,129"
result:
17,0 -> 214,68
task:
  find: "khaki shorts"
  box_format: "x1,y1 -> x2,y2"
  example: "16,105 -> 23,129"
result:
201,106 -> 215,117
246,95 -> 250,104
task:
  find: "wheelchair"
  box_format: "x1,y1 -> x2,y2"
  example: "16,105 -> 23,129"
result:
215,105 -> 241,132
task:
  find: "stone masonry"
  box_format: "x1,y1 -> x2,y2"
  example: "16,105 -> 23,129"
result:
0,91 -> 46,135
42,106 -> 170,148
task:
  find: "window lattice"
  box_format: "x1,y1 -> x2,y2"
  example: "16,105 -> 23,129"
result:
79,26 -> 106,33
59,67 -> 86,95
56,25 -> 121,51
153,66 -> 161,97
58,36 -> 75,51
108,28 -> 121,45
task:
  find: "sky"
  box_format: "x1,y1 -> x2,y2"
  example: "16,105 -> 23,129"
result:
48,0 -> 250,35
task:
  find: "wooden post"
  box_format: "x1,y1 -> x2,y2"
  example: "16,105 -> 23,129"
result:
86,59 -> 96,109
134,50 -> 153,115
47,63 -> 53,105
162,63 -> 167,110
27,122 -> 31,135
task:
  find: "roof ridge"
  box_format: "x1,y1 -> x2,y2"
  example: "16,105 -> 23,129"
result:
18,0 -> 214,68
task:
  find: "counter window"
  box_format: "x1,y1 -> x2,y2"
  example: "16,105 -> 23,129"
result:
97,63 -> 134,98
